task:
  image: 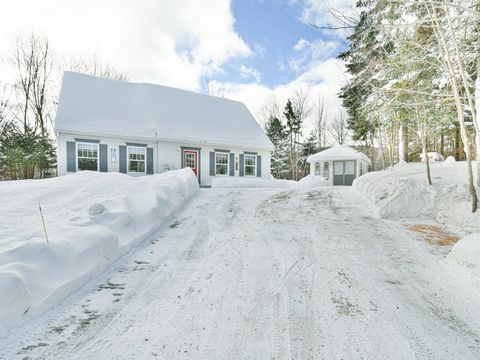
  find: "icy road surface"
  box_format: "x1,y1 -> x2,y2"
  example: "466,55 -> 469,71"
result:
2,187 -> 480,359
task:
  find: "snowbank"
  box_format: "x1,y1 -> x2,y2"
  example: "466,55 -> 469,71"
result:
353,161 -> 480,233
296,175 -> 329,189
211,177 -> 294,188
447,233 -> 480,276
0,169 -> 198,337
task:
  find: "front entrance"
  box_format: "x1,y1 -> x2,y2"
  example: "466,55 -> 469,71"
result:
333,160 -> 356,186
183,149 -> 199,178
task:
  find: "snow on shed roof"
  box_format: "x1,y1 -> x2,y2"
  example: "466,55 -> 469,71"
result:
307,144 -> 371,163
55,72 -> 274,151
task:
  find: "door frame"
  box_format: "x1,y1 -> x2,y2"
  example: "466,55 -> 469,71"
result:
180,146 -> 201,184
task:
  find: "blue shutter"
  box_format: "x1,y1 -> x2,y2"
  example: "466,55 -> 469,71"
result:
66,141 -> 76,172
146,147 -> 154,174
99,144 -> 108,172
229,153 -> 235,176
209,152 -> 215,176
256,155 -> 262,177
119,146 -> 127,173
239,154 -> 244,177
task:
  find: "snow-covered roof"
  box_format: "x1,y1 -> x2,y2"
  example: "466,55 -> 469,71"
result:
307,145 -> 371,164
55,72 -> 274,151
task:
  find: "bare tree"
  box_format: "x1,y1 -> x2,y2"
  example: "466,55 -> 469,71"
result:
67,54 -> 128,81
329,111 -> 348,145
13,34 -> 54,136
259,95 -> 281,127
314,95 -> 328,149
200,76 -> 225,98
0,83 -> 11,130
290,89 -> 311,180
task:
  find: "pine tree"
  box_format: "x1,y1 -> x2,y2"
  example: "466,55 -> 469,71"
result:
284,99 -> 302,180
265,115 -> 289,179
299,130 -> 318,177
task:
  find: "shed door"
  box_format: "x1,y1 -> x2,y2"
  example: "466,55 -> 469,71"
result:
333,160 -> 356,186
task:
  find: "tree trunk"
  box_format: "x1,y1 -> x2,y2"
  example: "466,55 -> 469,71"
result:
422,135 -> 432,185
440,130 -> 445,157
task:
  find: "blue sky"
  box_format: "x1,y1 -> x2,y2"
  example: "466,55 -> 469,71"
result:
224,0 -> 347,87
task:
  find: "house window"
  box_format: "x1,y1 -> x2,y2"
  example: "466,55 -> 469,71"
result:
244,154 -> 256,176
324,162 -> 329,180
77,142 -> 99,171
128,146 -> 146,173
314,162 -> 321,176
215,152 -> 229,176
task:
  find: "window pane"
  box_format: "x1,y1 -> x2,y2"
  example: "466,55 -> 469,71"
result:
334,162 -> 344,175
314,163 -> 321,176
216,153 -> 228,164
345,161 -> 355,174
324,162 -> 329,179
245,165 -> 255,176
216,164 -> 228,175
245,155 -> 256,166
78,158 -> 98,171
185,153 -> 195,168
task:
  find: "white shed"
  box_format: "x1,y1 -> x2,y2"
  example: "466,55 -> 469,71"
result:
306,145 -> 371,186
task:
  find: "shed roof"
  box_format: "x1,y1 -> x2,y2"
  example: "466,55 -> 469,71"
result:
307,145 -> 371,163
55,72 -> 274,151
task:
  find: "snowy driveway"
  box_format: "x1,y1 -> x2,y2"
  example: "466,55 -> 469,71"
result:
3,187 -> 480,359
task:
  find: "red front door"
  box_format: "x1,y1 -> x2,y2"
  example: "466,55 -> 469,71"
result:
183,150 -> 198,177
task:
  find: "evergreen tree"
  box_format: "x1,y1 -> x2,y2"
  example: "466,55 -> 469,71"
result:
265,115 -> 289,179
0,125 -> 56,180
299,130 -> 318,177
284,99 -> 302,180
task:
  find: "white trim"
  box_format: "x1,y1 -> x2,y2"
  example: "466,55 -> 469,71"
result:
76,142 -> 99,172
215,151 -> 229,176
244,154 -> 256,177
127,146 -> 147,175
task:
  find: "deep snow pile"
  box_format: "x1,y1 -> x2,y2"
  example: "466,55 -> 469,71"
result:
353,161 -> 480,234
296,175 -> 329,189
0,169 -> 198,337
447,233 -> 480,276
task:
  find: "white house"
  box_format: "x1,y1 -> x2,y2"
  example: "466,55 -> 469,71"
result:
307,144 -> 371,186
55,72 -> 273,186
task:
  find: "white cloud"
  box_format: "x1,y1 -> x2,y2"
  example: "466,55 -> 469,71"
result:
0,0 -> 251,90
290,38 -> 340,73
237,64 -> 261,82
215,57 -> 349,133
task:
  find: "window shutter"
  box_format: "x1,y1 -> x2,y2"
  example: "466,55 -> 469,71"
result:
66,141 -> 76,172
146,147 -> 154,174
119,146 -> 127,174
209,152 -> 215,176
239,154 -> 244,177
229,153 -> 235,176
256,155 -> 262,177
99,144 -> 108,172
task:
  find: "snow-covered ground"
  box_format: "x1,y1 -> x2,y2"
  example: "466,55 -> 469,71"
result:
354,160 -> 480,234
0,169 -> 198,336
1,183 -> 480,359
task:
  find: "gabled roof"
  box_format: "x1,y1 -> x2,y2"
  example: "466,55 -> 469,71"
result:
55,72 -> 274,151
307,144 -> 371,163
